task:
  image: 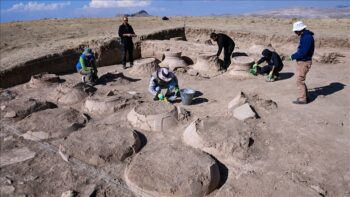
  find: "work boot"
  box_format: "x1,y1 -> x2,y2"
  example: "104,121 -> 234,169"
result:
130,62 -> 134,67
292,98 -> 307,104
81,76 -> 86,83
122,64 -> 127,69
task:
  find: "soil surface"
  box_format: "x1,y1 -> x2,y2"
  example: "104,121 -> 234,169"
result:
1,17 -> 350,197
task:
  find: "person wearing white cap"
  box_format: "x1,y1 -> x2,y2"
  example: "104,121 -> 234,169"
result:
289,21 -> 315,104
75,48 -> 98,84
148,68 -> 179,101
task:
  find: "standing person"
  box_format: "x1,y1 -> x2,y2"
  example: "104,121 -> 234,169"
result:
118,16 -> 137,69
210,32 -> 235,71
289,21 -> 315,104
249,49 -> 284,82
149,68 -> 180,102
76,48 -> 98,84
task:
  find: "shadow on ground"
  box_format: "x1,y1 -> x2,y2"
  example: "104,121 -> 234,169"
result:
278,72 -> 294,81
97,72 -> 140,85
308,82 -> 346,103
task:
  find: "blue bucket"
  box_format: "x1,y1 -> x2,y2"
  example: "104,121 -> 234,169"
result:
180,88 -> 195,105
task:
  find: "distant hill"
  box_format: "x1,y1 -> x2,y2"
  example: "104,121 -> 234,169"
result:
116,10 -> 151,17
129,10 -> 151,17
244,7 -> 350,18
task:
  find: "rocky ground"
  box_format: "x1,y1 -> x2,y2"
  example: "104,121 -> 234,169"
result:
0,17 -> 350,197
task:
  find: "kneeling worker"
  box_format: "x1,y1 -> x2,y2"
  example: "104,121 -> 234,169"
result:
249,49 -> 284,82
76,48 -> 98,83
149,68 -> 180,101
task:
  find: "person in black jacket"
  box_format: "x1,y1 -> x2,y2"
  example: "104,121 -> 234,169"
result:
118,16 -> 137,69
249,49 -> 284,82
210,32 -> 235,71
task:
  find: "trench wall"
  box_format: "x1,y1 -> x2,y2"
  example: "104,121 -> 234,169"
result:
1,26 -> 349,88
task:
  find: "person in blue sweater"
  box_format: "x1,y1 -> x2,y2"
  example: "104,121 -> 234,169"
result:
289,21 -> 315,104
148,68 -> 179,102
76,48 -> 98,84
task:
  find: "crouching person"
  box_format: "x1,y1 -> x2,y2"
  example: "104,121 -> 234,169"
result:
76,48 -> 98,84
249,49 -> 284,82
149,68 -> 180,102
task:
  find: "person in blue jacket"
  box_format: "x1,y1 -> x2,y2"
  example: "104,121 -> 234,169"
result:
289,21 -> 315,104
148,68 -> 179,102
76,48 -> 98,83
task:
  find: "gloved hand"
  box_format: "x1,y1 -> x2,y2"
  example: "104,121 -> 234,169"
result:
288,55 -> 293,61
174,87 -> 180,95
249,63 -> 258,75
157,93 -> 165,101
268,70 -> 273,79
266,75 -> 275,82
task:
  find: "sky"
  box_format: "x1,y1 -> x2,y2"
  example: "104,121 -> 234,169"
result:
1,0 -> 349,23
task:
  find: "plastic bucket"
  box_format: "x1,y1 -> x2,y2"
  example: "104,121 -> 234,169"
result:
180,88 -> 195,105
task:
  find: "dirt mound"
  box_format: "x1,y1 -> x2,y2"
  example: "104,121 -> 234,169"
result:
1,98 -> 57,120
191,53 -> 222,77
18,108 -> 88,140
124,143 -> 220,197
183,116 -> 254,161
26,73 -> 61,88
83,91 -> 142,115
56,83 -> 96,105
159,51 -> 188,71
60,124 -> 141,166
128,102 -> 179,132
246,93 -> 278,116
128,58 -> 159,77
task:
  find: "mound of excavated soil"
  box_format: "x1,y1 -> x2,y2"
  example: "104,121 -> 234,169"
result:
128,102 -> 179,132
55,83 -> 96,105
26,73 -> 61,89
1,98 -> 57,120
128,58 -> 159,77
60,124 -> 141,166
183,116 -> 253,161
83,91 -> 142,115
134,101 -> 175,115
160,51 -> 188,71
125,143 -> 220,197
18,108 -> 88,140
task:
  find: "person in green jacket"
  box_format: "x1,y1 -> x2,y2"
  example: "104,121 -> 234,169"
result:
76,48 -> 98,83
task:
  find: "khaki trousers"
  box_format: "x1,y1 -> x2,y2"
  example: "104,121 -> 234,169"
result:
296,61 -> 312,101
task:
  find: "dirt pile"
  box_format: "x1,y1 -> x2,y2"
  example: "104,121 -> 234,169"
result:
128,57 -> 159,77
83,90 -> 142,115
183,116 -> 254,162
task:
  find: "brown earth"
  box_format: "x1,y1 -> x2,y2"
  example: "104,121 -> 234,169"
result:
0,16 -> 350,197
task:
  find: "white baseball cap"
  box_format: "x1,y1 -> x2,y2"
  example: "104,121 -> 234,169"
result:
293,21 -> 307,32
158,68 -> 172,82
